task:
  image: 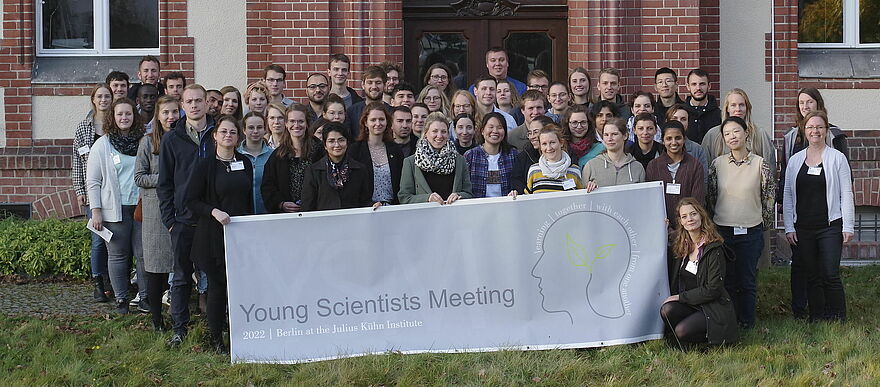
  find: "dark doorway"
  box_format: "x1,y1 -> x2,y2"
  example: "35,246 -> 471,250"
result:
403,0 -> 568,90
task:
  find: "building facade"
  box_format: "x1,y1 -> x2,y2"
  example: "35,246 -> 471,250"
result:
0,0 -> 877,258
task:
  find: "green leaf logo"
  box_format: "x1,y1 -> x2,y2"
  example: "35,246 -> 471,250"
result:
565,233 -> 615,273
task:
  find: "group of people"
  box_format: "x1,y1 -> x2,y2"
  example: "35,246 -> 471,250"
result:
73,50 -> 853,353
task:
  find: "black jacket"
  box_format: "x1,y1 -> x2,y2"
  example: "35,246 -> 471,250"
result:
185,152 -> 253,270
260,139 -> 324,213
348,141 -> 404,204
684,95 -> 721,144
301,155 -> 374,211
511,146 -> 540,194
654,93 -> 685,124
157,116 -> 216,229
670,241 -> 739,345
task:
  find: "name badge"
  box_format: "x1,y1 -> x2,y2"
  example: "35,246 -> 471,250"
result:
229,160 -> 245,171
685,260 -> 698,275
807,166 -> 822,176
562,178 -> 576,190
665,183 -> 681,195
77,145 -> 90,156
733,226 -> 748,235
112,154 -> 121,165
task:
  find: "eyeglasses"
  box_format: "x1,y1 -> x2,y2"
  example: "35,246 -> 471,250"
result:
307,83 -> 328,90
656,79 -> 675,85
529,84 -> 549,90
216,130 -> 237,137
425,96 -> 441,101
569,120 -> 589,127
265,77 -> 284,84
805,125 -> 827,130
326,138 -> 347,145
430,74 -> 448,81
549,92 -> 569,100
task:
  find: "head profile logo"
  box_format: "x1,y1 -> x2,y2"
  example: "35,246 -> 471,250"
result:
532,211 -> 633,324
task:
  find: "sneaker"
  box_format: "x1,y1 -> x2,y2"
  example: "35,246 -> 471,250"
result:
115,299 -> 129,315
129,293 -> 141,307
162,290 -> 171,306
167,332 -> 185,348
137,298 -> 150,314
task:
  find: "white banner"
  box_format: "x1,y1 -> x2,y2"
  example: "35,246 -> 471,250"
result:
224,182 -> 669,363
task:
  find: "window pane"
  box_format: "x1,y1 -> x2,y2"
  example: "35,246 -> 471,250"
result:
798,0 -> 843,43
419,33 -> 468,90
860,0 -> 880,43
42,0 -> 94,49
109,0 -> 159,49
504,32 -> 553,82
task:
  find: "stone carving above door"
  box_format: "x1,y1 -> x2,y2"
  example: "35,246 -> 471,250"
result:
450,0 -> 521,17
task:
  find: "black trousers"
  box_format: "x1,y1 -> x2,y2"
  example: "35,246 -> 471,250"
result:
203,262 -> 229,340
660,301 -> 707,344
146,271 -> 169,325
795,223 -> 846,322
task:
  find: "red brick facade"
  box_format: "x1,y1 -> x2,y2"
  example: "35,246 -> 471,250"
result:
0,0 -> 193,218
1,0 -> 878,257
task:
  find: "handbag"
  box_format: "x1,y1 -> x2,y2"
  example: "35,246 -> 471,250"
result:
133,198 -> 143,222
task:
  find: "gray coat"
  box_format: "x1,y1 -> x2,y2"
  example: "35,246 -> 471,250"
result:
134,136 -> 174,273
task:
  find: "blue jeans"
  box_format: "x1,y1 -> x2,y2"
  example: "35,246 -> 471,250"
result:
719,225 -> 764,328
85,206 -> 109,278
168,270 -> 207,294
102,206 -> 142,301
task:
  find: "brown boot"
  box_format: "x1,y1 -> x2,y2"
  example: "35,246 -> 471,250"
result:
199,293 -> 208,315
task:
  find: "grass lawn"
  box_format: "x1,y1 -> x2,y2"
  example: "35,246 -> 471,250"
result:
2,266 -> 879,386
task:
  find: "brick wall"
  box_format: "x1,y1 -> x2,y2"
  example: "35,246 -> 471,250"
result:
246,0 -> 404,99
567,0 -> 714,101
0,0 -> 193,219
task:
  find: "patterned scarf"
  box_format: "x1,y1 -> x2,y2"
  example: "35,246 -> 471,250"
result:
326,158 -> 351,190
569,137 -> 593,161
414,137 -> 457,175
538,151 -> 572,179
108,128 -> 144,156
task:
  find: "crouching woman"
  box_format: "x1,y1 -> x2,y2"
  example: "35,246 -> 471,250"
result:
660,197 -> 738,346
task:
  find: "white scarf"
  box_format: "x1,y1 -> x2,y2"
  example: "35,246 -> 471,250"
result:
538,151 -> 572,179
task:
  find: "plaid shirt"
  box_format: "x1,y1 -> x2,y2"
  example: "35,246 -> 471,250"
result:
464,146 -> 519,198
72,116 -> 99,197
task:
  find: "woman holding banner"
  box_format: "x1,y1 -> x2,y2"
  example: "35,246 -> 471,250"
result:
525,124 -> 584,194
398,112 -> 473,204
185,115 -> 254,353
301,122 -> 378,211
661,197 -> 738,346
464,112 -> 518,198
349,102 -> 404,205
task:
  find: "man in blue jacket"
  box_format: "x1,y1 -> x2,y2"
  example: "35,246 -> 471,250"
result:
157,84 -> 215,346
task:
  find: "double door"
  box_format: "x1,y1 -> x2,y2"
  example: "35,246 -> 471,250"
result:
403,12 -> 567,90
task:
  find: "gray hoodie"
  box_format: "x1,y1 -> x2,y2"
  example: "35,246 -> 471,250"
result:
582,152 -> 646,188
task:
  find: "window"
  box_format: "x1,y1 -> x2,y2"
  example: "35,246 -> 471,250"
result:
37,0 -> 159,56
799,0 -> 880,47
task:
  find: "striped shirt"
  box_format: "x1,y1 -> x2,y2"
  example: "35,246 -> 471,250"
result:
525,164 -> 584,194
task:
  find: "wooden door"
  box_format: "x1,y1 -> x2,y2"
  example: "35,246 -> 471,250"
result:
403,1 -> 568,90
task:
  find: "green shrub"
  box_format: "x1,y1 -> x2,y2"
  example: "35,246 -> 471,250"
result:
0,218 -> 91,278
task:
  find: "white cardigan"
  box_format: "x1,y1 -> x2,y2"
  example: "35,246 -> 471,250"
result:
86,136 -> 129,222
782,145 -> 854,234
